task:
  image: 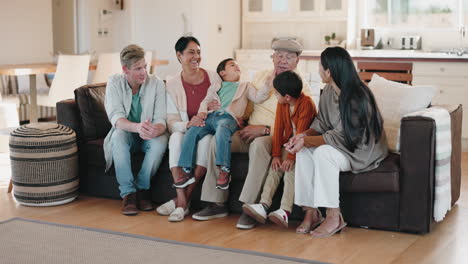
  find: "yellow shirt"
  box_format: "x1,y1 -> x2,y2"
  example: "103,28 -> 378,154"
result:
247,69 -> 312,131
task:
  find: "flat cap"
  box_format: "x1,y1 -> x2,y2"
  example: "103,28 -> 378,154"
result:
271,39 -> 303,54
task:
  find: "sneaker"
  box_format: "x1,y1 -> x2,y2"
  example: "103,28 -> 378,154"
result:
236,212 -> 256,229
156,199 -> 176,216
268,209 -> 289,228
121,193 -> 138,216
168,207 -> 190,222
192,203 -> 229,221
216,171 -> 231,190
242,203 -> 267,224
173,171 -> 195,188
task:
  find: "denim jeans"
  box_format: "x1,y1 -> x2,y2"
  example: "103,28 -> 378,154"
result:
111,129 -> 168,198
178,111 -> 238,171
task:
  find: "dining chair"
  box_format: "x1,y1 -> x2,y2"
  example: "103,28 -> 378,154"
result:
357,61 -> 413,84
91,52 -> 121,84
145,51 -> 153,73
36,54 -> 90,108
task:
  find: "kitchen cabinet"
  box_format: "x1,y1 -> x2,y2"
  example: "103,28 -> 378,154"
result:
413,61 -> 468,137
242,0 -> 347,21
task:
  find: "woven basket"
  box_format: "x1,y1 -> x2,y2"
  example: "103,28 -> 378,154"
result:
9,123 -> 79,206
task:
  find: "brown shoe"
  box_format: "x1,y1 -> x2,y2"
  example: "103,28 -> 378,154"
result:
137,189 -> 153,211
122,193 -> 138,216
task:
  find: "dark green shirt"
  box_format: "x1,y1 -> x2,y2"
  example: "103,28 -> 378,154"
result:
128,89 -> 142,123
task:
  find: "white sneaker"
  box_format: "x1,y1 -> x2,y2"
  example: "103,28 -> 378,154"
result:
168,207 -> 190,222
242,203 -> 267,224
156,199 -> 176,216
268,209 -> 289,228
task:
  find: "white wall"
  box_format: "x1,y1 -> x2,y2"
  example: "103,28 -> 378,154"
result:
77,0 -> 132,56
0,0 -> 53,64
130,0 -> 241,78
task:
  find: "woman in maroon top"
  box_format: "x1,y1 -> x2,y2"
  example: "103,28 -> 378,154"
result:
158,36 -> 222,222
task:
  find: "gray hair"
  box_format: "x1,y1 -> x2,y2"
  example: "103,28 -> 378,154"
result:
120,44 -> 145,68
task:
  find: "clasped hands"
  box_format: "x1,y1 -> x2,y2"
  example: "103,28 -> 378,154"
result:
136,120 -> 165,140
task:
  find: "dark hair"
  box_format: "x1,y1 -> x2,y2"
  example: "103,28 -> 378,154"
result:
320,47 -> 383,152
273,71 -> 303,98
174,36 -> 201,54
216,58 -> 235,78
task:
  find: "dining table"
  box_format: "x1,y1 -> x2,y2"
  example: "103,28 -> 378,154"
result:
0,59 -> 169,123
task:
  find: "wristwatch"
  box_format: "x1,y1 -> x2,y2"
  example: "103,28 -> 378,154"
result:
264,125 -> 271,136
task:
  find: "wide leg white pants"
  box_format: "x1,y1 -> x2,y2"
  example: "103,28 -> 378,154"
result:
294,145 -> 351,208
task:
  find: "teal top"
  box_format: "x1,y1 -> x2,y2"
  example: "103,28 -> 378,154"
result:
217,82 -> 239,110
128,89 -> 142,123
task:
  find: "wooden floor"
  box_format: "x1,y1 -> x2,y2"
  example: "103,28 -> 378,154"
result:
1,154 -> 467,264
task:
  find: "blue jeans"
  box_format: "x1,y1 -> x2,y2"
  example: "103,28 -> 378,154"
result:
178,111 -> 238,171
111,129 -> 168,198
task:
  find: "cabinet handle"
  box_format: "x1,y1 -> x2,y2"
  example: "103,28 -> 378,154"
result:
440,67 -> 445,72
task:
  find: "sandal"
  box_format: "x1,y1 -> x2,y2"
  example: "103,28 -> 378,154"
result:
296,208 -> 324,234
310,212 -> 347,237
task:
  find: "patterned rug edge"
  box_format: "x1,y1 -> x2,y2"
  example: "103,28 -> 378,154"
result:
1,217 -> 329,264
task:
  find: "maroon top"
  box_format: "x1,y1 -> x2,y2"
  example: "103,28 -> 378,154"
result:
181,69 -> 211,119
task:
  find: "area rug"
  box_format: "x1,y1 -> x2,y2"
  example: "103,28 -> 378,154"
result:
0,218 -> 328,264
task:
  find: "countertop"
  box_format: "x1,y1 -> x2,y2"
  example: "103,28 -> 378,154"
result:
236,49 -> 468,62
301,49 -> 468,62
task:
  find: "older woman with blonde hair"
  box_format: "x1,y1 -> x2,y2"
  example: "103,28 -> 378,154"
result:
156,36 -> 221,222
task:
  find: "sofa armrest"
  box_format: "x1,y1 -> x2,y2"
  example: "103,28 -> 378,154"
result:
433,104 -> 463,206
56,99 -> 83,142
399,115 -> 436,233
399,104 -> 462,233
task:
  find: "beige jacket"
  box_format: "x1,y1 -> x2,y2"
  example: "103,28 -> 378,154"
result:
198,81 -> 271,125
165,69 -> 222,133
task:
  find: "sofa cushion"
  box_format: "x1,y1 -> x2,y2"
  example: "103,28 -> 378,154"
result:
340,153 -> 400,192
75,83 -> 111,142
368,74 -> 437,152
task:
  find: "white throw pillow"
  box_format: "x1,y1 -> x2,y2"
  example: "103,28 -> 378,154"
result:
368,74 -> 438,152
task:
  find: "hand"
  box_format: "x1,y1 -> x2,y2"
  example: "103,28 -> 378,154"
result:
187,115 -> 205,128
281,159 -> 295,172
271,157 -> 282,171
197,112 -> 208,120
284,133 -> 305,150
138,120 -> 165,140
285,136 -> 305,154
239,125 -> 267,143
207,100 -> 220,111
136,120 -> 152,140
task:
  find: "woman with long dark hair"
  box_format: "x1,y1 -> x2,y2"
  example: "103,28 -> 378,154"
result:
285,47 -> 388,237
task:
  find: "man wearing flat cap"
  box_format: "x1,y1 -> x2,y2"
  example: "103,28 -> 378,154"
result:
192,39 -> 316,229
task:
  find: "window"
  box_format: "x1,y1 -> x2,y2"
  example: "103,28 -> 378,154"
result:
365,0 -> 464,29
272,0 -> 289,13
